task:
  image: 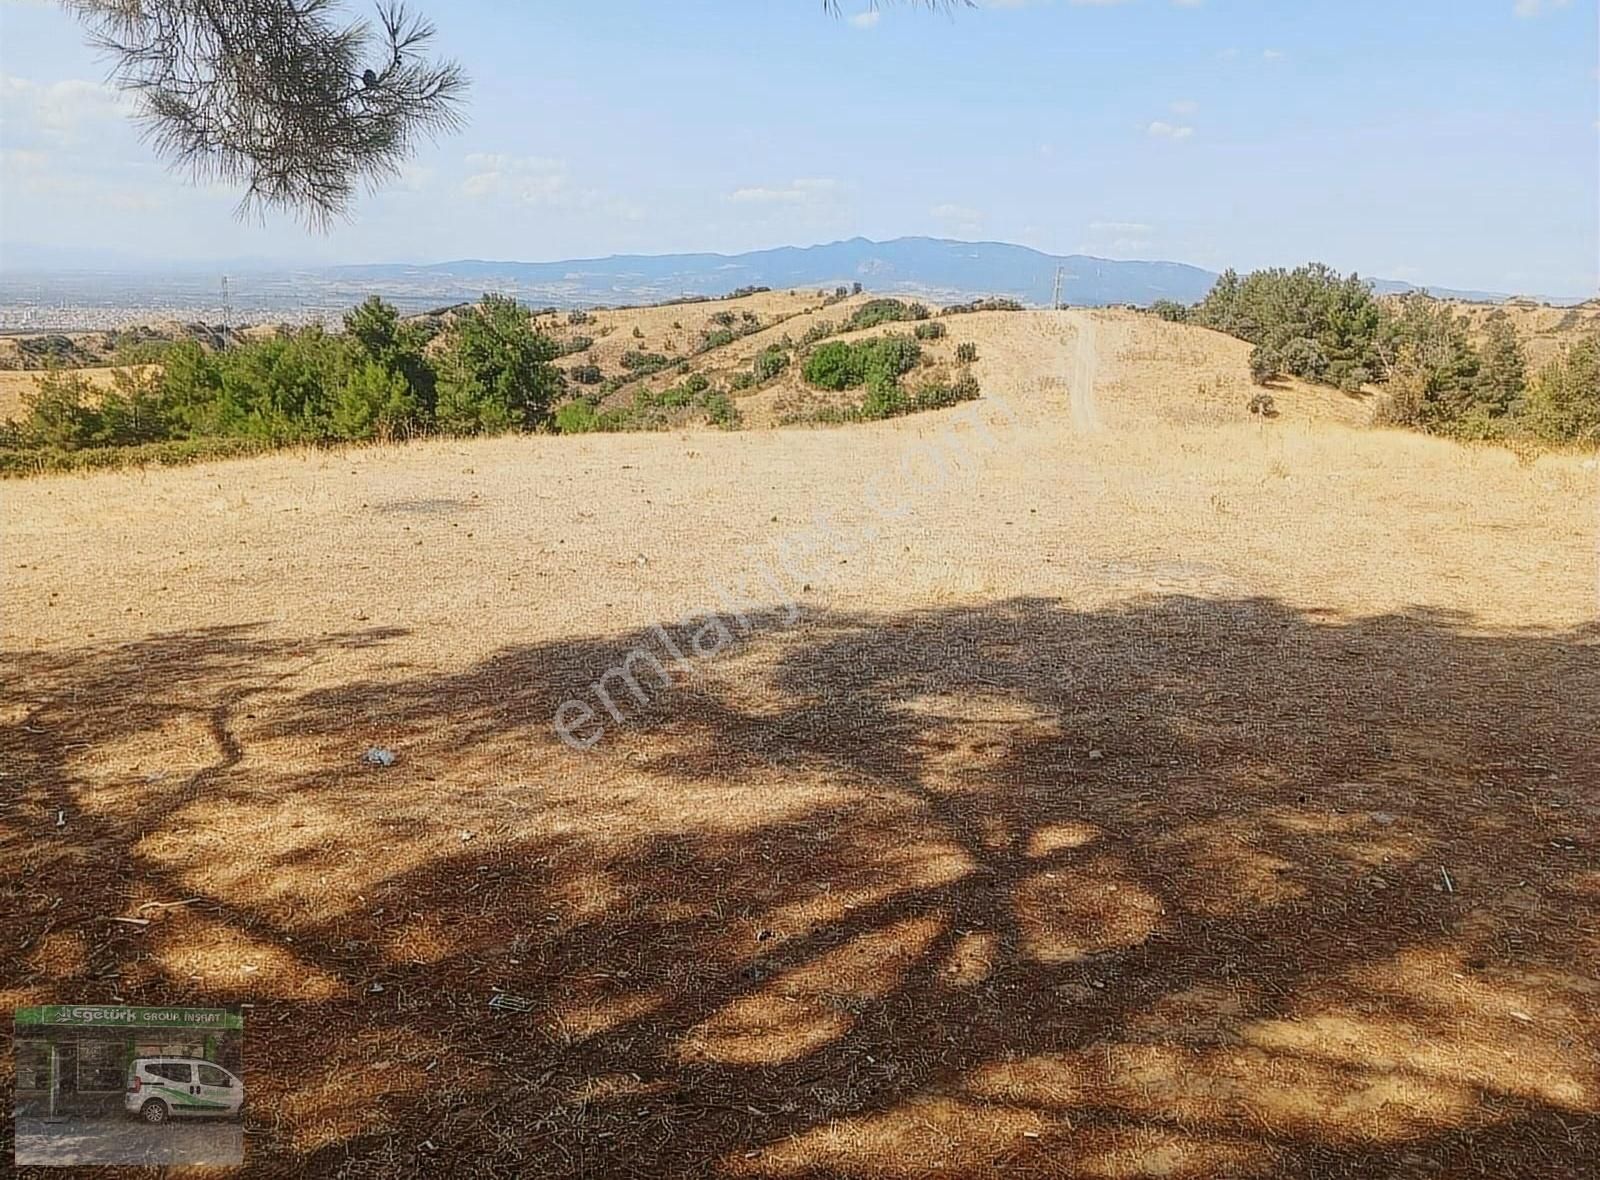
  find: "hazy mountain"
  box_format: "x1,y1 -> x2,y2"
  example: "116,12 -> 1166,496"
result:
4,236 -> 1584,330
328,236 -> 1221,308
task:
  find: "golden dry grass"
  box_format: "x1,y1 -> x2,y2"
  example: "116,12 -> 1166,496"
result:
0,365 -> 161,423
1446,299 -> 1600,368
2,310 -> 1596,1178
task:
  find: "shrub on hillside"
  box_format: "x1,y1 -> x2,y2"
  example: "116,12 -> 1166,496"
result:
800,320 -> 837,347
1279,337 -> 1328,381
802,335 -> 922,392
433,294 -> 562,434
1520,336 -> 1600,445
1150,300 -> 1191,323
752,345 -> 790,383
846,299 -> 927,331
568,364 -> 603,385
1249,345 -> 1282,385
955,342 -> 978,363
914,321 -> 947,341
331,361 -> 422,440
942,297 -> 1024,316
16,368 -> 168,451
1195,264 -> 1382,381
620,350 -> 671,374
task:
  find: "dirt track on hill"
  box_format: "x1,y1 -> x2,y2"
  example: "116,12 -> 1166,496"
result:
2,310 -> 1597,1178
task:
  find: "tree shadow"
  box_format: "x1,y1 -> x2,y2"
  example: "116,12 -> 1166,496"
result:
1,596 -> 1596,1177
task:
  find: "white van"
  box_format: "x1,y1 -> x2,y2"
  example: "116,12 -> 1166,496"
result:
124,1057 -> 244,1123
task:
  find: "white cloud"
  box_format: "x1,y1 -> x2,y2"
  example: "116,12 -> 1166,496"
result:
729,178 -> 842,206
1513,0 -> 1572,15
1170,98 -> 1199,116
0,74 -> 130,140
460,154 -> 570,203
931,202 -> 985,236
457,154 -> 642,221
848,9 -> 880,28
1146,120 -> 1194,140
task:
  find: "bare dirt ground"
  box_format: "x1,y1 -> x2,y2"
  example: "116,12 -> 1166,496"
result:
2,310 -> 1597,1178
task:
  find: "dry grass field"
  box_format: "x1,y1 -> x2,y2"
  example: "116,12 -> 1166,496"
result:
2,309 -> 1597,1178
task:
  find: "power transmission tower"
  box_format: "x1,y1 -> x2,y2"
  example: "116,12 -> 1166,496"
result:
1051,266 -> 1064,311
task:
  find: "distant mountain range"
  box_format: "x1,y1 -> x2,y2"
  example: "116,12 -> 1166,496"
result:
1,236 -> 1584,330
328,237 -> 1223,309
325,237 -> 1582,309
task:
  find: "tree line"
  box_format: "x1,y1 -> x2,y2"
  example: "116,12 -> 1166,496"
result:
1,295 -> 568,470
1153,264 -> 1598,446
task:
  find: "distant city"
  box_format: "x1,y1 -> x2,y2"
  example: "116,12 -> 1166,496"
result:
0,270 -> 485,333
1,237 -> 1584,333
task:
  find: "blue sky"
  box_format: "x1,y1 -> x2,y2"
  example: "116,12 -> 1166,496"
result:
0,0 -> 1594,295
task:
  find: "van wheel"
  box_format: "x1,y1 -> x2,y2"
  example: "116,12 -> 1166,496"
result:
140,1099 -> 170,1125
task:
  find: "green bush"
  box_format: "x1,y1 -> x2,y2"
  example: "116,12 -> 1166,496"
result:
1150,300 -> 1190,323
568,364 -> 603,385
955,342 -> 978,363
1195,264 -> 1382,381
914,321 -> 947,341
1521,336 -> 1600,445
331,361 -> 422,440
620,350 -> 671,374
845,299 -> 927,331
799,320 -> 836,347
433,294 -> 562,434
553,398 -> 632,435
752,345 -> 790,383
701,389 -> 740,429
802,335 -> 922,392
1249,345 -> 1282,385
942,297 -> 1024,316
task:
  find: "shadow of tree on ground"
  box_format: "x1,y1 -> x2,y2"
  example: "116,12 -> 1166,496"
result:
2,596 -> 1596,1177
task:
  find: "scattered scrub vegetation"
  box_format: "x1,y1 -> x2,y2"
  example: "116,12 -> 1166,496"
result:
620,350 -> 672,375
1175,263 -> 1596,446
844,299 -> 930,331
751,345 -> 790,383
942,297 -> 1025,316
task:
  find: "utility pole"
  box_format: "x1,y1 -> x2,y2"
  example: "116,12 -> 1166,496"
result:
220,274 -> 231,347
